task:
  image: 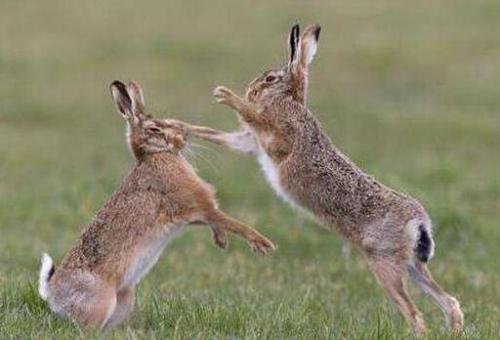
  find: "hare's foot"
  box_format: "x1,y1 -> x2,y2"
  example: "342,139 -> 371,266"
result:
247,231 -> 276,255
446,297 -> 464,335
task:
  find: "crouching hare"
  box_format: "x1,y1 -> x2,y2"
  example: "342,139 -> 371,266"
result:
171,25 -> 464,335
38,80 -> 275,329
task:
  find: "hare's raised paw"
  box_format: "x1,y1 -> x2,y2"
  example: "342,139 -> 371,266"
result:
213,86 -> 237,105
249,234 -> 276,255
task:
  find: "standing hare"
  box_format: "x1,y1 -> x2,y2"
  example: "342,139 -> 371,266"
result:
38,80 -> 275,329
170,25 -> 464,335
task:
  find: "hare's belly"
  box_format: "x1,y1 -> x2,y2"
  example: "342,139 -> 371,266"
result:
121,224 -> 184,289
257,149 -> 296,207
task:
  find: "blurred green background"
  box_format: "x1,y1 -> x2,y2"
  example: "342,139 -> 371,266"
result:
1,0 -> 499,338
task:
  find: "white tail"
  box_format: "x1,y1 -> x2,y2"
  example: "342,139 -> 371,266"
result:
38,253 -> 54,301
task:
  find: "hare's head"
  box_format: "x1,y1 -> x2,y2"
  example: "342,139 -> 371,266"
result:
110,80 -> 186,160
245,24 -> 321,106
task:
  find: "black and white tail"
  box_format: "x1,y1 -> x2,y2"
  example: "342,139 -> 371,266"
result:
38,253 -> 55,301
415,224 -> 434,262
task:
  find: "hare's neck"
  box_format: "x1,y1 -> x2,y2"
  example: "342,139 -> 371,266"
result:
147,152 -> 183,163
140,152 -> 189,174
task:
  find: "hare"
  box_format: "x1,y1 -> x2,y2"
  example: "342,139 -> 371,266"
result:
38,80 -> 275,329
169,25 -> 464,335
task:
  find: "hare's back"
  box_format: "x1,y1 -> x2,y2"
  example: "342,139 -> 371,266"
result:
58,183 -> 164,275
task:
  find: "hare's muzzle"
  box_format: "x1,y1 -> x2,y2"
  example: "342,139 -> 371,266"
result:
172,134 -> 185,150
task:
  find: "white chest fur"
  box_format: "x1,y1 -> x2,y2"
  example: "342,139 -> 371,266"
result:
256,146 -> 296,207
120,224 -> 184,290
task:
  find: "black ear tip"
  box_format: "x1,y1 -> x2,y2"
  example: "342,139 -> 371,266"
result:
292,24 -> 300,35
110,80 -> 126,91
314,25 -> 321,41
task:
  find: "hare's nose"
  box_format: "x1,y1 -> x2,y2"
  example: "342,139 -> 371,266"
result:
172,134 -> 185,149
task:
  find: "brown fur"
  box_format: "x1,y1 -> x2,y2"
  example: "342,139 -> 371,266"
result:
38,81 -> 275,329
170,25 -> 464,335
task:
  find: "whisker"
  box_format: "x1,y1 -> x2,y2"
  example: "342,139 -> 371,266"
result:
182,148 -> 199,167
182,145 -> 220,176
189,142 -> 218,156
194,151 -> 220,175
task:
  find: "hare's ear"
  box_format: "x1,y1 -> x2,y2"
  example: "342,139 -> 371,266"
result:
288,24 -> 300,67
110,80 -> 134,120
127,81 -> 146,116
298,24 -> 321,68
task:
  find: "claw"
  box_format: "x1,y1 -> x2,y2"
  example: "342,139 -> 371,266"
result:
213,86 -> 235,104
250,236 -> 276,255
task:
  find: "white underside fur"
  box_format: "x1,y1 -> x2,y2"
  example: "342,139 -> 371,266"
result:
256,146 -> 305,212
120,224 -> 184,290
255,143 -> 319,222
257,148 -> 292,204
39,253 -> 54,301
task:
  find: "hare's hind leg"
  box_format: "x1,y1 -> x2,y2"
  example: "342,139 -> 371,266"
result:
104,288 -> 135,328
51,276 -> 116,329
82,288 -> 117,329
368,259 -> 426,335
408,261 -> 464,333
205,210 -> 275,254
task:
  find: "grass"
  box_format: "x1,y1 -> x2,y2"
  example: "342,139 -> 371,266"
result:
1,0 -> 499,338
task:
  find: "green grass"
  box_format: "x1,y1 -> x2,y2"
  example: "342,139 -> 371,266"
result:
1,0 -> 499,338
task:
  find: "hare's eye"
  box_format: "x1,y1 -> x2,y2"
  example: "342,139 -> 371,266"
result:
265,75 -> 276,83
147,126 -> 162,133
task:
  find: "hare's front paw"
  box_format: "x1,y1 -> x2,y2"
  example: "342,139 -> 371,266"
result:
213,86 -> 237,105
211,226 -> 228,249
249,234 -> 276,255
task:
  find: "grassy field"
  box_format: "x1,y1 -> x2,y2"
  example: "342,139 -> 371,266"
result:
1,0 -> 499,338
